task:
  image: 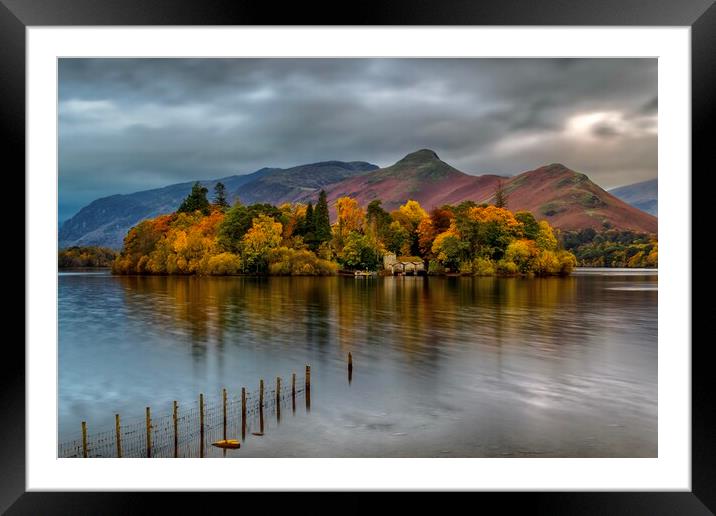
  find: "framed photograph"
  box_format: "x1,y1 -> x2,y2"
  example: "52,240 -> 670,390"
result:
6,0 -> 714,511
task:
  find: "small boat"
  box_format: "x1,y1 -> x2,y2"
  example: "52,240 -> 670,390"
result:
211,439 -> 241,449
354,270 -> 377,277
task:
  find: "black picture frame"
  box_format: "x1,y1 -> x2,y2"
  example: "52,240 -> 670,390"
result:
4,0 -> 714,512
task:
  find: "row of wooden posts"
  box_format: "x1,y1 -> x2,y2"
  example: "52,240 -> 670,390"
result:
79,364 -> 314,458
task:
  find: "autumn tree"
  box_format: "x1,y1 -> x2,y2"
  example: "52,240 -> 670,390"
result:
334,196 -> 365,247
391,199 -> 428,256
535,220 -> 558,251
217,203 -> 282,253
455,205 -> 520,259
418,207 -> 453,258
384,220 -> 411,255
339,232 -> 381,271
515,211 -> 540,240
431,224 -> 466,271
397,199 -> 428,228
241,215 -> 283,273
366,200 -> 391,240
279,203 -> 307,241
213,182 -> 229,209
178,182 -> 210,215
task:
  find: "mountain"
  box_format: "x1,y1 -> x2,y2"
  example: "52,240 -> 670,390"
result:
59,149 -> 657,250
229,161 -> 378,205
609,178 -> 657,216
301,149 -> 503,212
59,160 -> 377,249
301,150 -> 657,234
499,164 -> 657,233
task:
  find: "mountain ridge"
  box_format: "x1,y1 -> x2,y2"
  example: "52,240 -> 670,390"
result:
59,150 -> 657,249
58,160 -> 377,249
609,178 -> 657,216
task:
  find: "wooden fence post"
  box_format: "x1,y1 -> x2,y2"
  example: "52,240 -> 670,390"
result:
81,421 -> 88,458
115,414 -> 122,458
173,401 -> 178,458
199,393 -> 204,458
259,379 -> 265,434
291,372 -> 296,414
241,387 -> 246,441
305,364 -> 311,411
145,407 -> 152,458
259,378 -> 264,407
223,388 -> 227,441
276,377 -> 281,422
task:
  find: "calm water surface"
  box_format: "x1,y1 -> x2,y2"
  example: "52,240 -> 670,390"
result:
59,269 -> 657,457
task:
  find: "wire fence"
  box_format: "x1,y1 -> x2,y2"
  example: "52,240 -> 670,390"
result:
59,368 -> 311,458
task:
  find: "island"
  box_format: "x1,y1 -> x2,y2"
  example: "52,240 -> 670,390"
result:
111,182 -> 579,277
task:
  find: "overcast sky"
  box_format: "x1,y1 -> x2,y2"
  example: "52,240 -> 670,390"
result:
59,58 -> 657,221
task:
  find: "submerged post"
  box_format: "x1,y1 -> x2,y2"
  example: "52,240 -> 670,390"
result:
291,372 -> 296,414
348,352 -> 353,384
241,387 -> 246,441
305,364 -> 311,412
115,414 -> 122,458
81,421 -> 88,458
276,377 -> 281,422
223,388 -> 227,441
199,393 -> 204,458
145,407 -> 152,458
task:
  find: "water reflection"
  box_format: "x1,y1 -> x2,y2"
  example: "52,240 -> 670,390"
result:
112,275 -> 596,363
59,271 -> 657,457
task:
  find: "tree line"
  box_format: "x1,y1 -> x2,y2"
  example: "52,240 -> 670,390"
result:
59,246 -> 118,268
112,181 -> 578,276
561,228 -> 657,268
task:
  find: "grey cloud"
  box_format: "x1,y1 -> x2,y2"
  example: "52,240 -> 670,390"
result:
59,58 -> 657,221
591,122 -> 621,138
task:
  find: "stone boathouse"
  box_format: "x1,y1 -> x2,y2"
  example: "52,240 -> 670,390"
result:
383,253 -> 426,276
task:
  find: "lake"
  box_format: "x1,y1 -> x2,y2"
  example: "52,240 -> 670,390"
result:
58,269 -> 657,457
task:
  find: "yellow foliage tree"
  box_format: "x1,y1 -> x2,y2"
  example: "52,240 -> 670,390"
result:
241,214 -> 283,273
335,196 -> 365,238
536,220 -> 558,251
398,199 -> 428,228
505,239 -> 540,273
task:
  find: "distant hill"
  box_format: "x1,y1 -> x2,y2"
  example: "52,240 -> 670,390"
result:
299,150 -> 658,234
59,149 -> 657,249
300,149 -> 504,212
58,161 -> 377,249
609,178 -> 657,216
228,161 -> 378,206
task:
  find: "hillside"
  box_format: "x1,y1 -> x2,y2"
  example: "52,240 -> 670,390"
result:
305,150 -> 657,234
60,149 -> 657,249
229,161 -> 377,205
500,164 -> 657,233
609,178 -> 657,216
59,161 -> 376,249
300,149 -> 504,212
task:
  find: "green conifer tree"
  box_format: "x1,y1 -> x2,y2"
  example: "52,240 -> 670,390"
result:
213,182 -> 229,209
314,190 -> 332,245
177,182 -> 210,215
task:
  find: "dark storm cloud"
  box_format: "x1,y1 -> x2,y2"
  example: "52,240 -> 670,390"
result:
59,58 -> 657,221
